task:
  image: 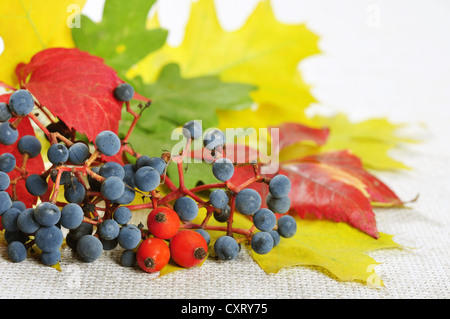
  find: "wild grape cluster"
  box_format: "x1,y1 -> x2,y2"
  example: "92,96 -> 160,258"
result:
0,84 -> 297,273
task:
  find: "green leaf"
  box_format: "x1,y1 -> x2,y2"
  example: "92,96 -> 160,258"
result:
71,0 -> 167,78
120,63 -> 256,161
136,63 -> 256,128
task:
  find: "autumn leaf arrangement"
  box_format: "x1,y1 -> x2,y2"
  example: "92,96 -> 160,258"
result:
0,0 -> 416,285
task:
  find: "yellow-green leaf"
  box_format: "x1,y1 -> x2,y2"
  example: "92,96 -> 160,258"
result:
305,114 -> 418,170
251,217 -> 402,286
157,208 -> 401,285
0,0 -> 86,87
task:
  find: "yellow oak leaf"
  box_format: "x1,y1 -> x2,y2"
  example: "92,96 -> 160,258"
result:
128,0 -> 412,171
127,0 -> 320,129
305,114 -> 418,170
0,0 -> 86,87
0,230 -> 6,245
157,208 -> 401,285
262,112 -> 416,171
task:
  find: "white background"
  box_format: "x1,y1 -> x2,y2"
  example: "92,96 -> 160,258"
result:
1,0 -> 449,299
84,0 -> 450,126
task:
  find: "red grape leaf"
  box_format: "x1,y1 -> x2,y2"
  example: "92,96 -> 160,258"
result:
230,151 -> 382,238
0,115 -> 46,210
178,121 -> 401,238
0,81 -> 16,91
229,146 -> 403,238
0,93 -> 12,103
298,150 -> 404,206
279,160 -> 379,238
228,163 -> 272,208
14,48 -> 147,142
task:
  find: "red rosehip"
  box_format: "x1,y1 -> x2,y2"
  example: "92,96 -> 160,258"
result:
169,230 -> 208,268
147,206 -> 180,239
136,237 -> 170,273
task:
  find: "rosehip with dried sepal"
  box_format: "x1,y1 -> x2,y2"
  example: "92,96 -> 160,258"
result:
136,237 -> 170,273
169,230 -> 208,268
147,206 -> 180,239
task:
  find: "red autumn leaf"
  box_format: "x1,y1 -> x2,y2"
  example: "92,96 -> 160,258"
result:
228,164 -> 271,209
0,81 -> 16,91
229,150 -> 381,238
228,143 -> 401,237
280,159 -> 379,238
269,122 -> 330,152
183,121 -> 401,238
229,149 -> 400,238
0,115 -> 46,209
299,150 -> 404,206
0,93 -> 12,103
15,48 -> 148,143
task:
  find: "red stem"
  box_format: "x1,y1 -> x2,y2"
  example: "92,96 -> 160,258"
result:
50,168 -> 64,203
27,113 -> 49,136
21,93 -> 268,241
123,101 -> 140,144
180,221 -> 252,237
227,194 -> 236,236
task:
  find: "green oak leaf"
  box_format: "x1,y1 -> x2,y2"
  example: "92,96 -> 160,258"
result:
71,0 -> 167,78
119,63 -> 256,185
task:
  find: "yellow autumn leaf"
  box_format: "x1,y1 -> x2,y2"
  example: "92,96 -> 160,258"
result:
308,114 -> 417,170
128,0 -> 413,171
0,0 -> 86,87
277,114 -> 418,170
251,217 -> 402,286
0,231 -> 62,271
0,230 -> 6,245
128,0 -> 319,129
